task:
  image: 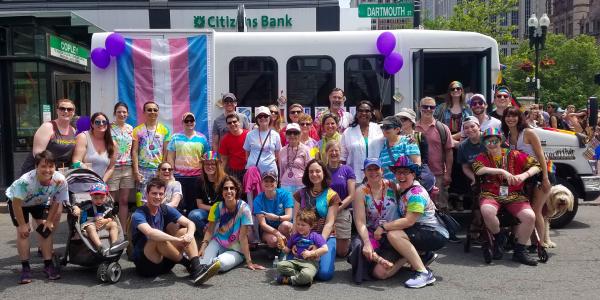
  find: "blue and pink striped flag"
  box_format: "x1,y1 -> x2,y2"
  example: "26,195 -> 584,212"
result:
116,35 -> 208,136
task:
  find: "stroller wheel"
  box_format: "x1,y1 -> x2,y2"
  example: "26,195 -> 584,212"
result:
538,247 -> 549,263
97,262 -> 108,283
464,234 -> 471,253
106,262 -> 122,283
483,246 -> 493,264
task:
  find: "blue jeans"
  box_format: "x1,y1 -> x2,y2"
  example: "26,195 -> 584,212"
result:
188,209 -> 209,231
316,237 -> 336,281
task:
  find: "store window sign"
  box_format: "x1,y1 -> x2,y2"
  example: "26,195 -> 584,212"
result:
48,35 -> 90,67
193,15 -> 293,29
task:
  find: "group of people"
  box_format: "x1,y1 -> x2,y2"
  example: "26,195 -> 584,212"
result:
6,82 -> 568,287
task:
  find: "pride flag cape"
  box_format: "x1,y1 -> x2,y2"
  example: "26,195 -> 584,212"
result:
117,35 -> 209,137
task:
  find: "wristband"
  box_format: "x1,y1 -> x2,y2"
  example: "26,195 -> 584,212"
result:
379,224 -> 387,233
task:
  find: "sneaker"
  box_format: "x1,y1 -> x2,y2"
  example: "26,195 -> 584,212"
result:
420,251 -> 438,267
43,264 -> 61,280
527,244 -> 537,253
192,260 -> 221,285
448,235 -> 462,244
275,275 -> 290,285
404,269 -> 436,288
513,250 -> 538,266
19,267 -> 33,284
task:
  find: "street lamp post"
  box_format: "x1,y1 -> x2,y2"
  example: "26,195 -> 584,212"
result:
528,13 -> 550,104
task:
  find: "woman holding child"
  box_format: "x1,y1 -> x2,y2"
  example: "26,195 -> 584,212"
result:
292,159 -> 340,281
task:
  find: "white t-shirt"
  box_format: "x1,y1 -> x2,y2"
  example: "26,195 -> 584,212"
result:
243,129 -> 281,174
6,170 -> 68,207
480,115 -> 502,132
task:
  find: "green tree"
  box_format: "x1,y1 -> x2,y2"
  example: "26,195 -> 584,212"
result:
423,0 -> 518,46
502,34 -> 600,108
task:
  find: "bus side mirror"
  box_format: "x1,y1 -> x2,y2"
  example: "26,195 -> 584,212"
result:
588,97 -> 598,128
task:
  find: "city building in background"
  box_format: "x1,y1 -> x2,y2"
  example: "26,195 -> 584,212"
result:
0,0 -> 341,190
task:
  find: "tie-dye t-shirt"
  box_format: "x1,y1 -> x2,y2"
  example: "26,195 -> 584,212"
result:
361,180 -> 401,232
207,200 -> 253,252
379,136 -> 420,181
398,182 -> 449,238
110,123 -> 133,166
6,170 -> 68,206
167,132 -> 209,176
132,123 -> 171,169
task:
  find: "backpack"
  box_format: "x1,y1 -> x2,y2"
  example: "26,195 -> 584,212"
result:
434,121 -> 448,163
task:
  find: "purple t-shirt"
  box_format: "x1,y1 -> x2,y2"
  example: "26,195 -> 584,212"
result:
287,231 -> 326,259
327,165 -> 356,200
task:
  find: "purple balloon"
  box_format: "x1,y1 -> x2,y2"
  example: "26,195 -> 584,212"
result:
105,33 -> 126,57
76,116 -> 91,135
376,32 -> 396,56
91,47 -> 110,69
384,52 -> 404,75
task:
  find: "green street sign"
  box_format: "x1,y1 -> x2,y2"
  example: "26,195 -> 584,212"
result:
48,35 -> 90,67
358,3 -> 414,18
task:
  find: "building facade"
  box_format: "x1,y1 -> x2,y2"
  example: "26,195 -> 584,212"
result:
0,0 -> 340,190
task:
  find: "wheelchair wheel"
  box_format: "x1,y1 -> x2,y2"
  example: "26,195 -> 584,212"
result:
483,245 -> 493,264
97,262 -> 108,283
538,246 -> 549,263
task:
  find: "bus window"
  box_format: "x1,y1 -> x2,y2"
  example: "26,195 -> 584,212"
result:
344,55 -> 393,114
229,57 -> 278,107
286,56 -> 335,108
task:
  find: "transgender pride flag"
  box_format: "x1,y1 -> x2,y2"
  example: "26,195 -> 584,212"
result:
116,35 -> 208,136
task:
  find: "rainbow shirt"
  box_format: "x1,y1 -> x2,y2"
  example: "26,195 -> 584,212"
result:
132,123 -> 171,169
167,132 -> 209,176
111,123 -> 133,166
207,200 -> 253,252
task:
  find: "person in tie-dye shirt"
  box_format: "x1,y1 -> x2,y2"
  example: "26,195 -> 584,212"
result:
132,101 -> 171,201
167,112 -> 209,213
198,175 -> 264,274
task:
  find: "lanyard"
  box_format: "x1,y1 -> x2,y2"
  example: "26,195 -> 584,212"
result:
367,180 -> 386,217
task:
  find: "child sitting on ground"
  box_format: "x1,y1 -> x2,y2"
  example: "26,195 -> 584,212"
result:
73,183 -> 120,256
276,209 -> 328,286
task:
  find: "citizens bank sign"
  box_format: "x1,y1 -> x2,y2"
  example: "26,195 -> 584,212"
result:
194,14 -> 293,29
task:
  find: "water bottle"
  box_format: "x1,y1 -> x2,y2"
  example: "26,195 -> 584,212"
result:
272,256 -> 279,268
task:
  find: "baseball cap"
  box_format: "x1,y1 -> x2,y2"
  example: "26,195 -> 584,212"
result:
285,123 -> 301,133
89,182 -> 109,195
363,158 -> 382,170
222,93 -> 237,102
255,106 -> 270,118
462,116 -> 480,127
261,171 -> 278,181
380,116 -> 401,128
181,112 -> 195,121
468,94 -> 486,106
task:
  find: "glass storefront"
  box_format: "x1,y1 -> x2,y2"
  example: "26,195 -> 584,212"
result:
13,62 -> 48,152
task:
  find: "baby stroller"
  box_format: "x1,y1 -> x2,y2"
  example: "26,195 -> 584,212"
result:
59,168 -> 128,283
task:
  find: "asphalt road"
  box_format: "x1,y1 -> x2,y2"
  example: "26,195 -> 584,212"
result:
0,204 -> 598,299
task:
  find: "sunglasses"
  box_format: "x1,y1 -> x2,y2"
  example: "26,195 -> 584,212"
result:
299,123 -> 311,127
421,105 -> 436,111
257,114 -> 270,119
484,139 -> 500,145
286,131 -> 300,135
184,119 -> 195,124
227,120 -> 239,125
223,186 -> 236,191
496,94 -> 510,99
271,111 -> 278,114
146,108 -> 159,113
58,106 -> 75,112
450,87 -> 462,91
393,169 -> 413,176
381,125 -> 397,130
161,167 -> 173,172
289,110 -> 302,115
470,101 -> 485,107
94,120 -> 108,126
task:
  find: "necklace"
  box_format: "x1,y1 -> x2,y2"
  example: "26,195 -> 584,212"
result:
146,124 -> 157,150
286,145 -> 300,178
367,180 -> 386,217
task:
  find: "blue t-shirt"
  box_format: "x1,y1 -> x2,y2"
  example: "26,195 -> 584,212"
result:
379,136 -> 420,181
253,188 -> 294,228
457,138 -> 486,165
130,205 -> 182,261
595,145 -> 600,160
287,231 -> 326,259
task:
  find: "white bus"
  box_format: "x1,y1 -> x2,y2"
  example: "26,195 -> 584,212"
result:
91,29 -> 499,129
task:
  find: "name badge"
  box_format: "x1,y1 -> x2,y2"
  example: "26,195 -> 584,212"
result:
499,186 -> 509,198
